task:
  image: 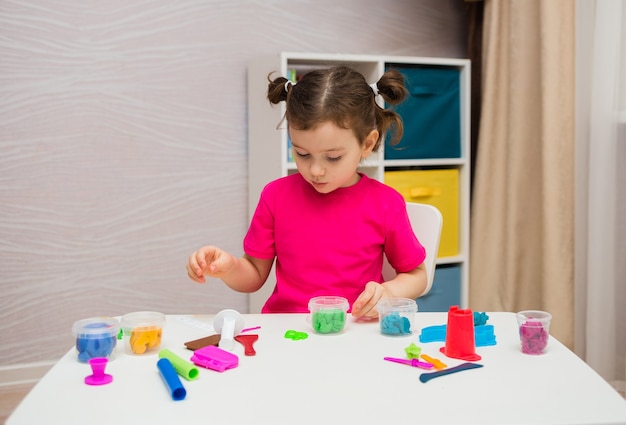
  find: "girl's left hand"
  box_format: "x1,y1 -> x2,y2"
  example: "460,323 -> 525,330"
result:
351,281 -> 391,319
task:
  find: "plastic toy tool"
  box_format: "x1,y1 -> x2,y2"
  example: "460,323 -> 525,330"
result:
158,349 -> 199,381
440,306 -> 481,361
234,334 -> 258,356
157,358 -> 186,401
184,334 -> 221,351
420,354 -> 447,370
384,356 -> 434,370
419,362 -> 483,383
213,309 -> 244,351
84,357 -> 113,386
190,345 -> 239,372
420,324 -> 497,347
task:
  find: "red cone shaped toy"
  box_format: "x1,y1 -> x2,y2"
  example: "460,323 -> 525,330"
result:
440,306 -> 481,361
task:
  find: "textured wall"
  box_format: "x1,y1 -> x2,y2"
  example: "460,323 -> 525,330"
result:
0,0 -> 467,365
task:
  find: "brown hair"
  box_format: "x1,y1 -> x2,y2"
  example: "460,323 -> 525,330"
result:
267,66 -> 408,150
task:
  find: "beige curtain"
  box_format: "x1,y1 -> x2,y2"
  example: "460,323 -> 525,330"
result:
469,0 -> 575,348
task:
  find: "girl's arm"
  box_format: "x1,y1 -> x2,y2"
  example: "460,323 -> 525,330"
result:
187,246 -> 274,293
381,263 -> 428,299
224,254 -> 274,293
351,263 -> 427,319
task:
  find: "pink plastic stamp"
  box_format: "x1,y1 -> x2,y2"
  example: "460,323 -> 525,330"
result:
84,357 -> 113,386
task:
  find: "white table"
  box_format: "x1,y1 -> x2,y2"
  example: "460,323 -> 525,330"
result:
7,312 -> 626,425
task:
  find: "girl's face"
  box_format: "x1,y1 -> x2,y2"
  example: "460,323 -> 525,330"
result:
289,121 -> 378,194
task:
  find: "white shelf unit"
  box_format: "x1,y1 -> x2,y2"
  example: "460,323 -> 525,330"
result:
247,52 -> 470,313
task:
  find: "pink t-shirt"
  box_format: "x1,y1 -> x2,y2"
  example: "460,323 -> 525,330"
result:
244,173 -> 426,313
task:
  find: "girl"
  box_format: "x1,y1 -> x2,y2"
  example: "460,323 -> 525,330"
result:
187,66 -> 427,319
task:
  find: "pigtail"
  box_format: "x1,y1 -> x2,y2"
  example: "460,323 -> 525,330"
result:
374,69 -> 408,146
267,73 -> 290,105
376,69 -> 408,105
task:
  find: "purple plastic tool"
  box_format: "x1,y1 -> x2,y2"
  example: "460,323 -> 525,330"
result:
383,356 -> 434,370
85,357 -> 113,386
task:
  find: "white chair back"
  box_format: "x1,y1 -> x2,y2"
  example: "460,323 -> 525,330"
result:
382,202 -> 443,295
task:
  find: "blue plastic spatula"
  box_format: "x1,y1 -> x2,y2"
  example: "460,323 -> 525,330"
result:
419,362 -> 483,383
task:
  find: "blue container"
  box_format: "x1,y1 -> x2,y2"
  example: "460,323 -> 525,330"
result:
72,317 -> 120,363
384,65 -> 461,160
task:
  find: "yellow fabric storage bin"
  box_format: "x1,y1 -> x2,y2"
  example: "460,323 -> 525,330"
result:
384,169 -> 459,257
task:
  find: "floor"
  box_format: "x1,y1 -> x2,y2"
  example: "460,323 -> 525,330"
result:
0,383 -> 35,425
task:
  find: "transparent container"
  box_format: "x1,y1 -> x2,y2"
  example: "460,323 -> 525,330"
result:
308,296 -> 349,334
377,297 -> 418,336
120,311 -> 165,355
516,310 -> 551,355
72,316 -> 120,363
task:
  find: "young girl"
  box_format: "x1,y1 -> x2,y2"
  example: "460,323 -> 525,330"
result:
187,66 -> 427,319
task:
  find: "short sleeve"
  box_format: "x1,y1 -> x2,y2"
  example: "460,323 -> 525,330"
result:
383,196 -> 426,273
243,185 -> 277,260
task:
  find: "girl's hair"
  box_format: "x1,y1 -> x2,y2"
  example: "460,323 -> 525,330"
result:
267,66 -> 408,150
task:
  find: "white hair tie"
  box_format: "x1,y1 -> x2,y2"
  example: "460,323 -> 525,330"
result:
284,80 -> 295,93
369,82 -> 379,95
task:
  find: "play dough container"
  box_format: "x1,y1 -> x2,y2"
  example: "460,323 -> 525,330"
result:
120,311 -> 165,355
308,296 -> 349,334
516,310 -> 551,355
72,316 -> 120,363
377,297 -> 418,336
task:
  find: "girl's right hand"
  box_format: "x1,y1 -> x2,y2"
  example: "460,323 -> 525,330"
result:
186,246 -> 235,283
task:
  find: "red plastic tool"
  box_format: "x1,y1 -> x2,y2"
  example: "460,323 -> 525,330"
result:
234,334 -> 259,356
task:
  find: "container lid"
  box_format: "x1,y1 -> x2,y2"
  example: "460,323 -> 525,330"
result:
72,317 -> 120,338
376,297 -> 418,313
120,311 -> 165,330
308,296 -> 349,311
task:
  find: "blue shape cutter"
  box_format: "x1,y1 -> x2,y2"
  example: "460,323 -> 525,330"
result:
418,324 -> 497,347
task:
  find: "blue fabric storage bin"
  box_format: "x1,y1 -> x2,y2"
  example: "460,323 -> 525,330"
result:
416,264 -> 461,312
385,65 -> 461,159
